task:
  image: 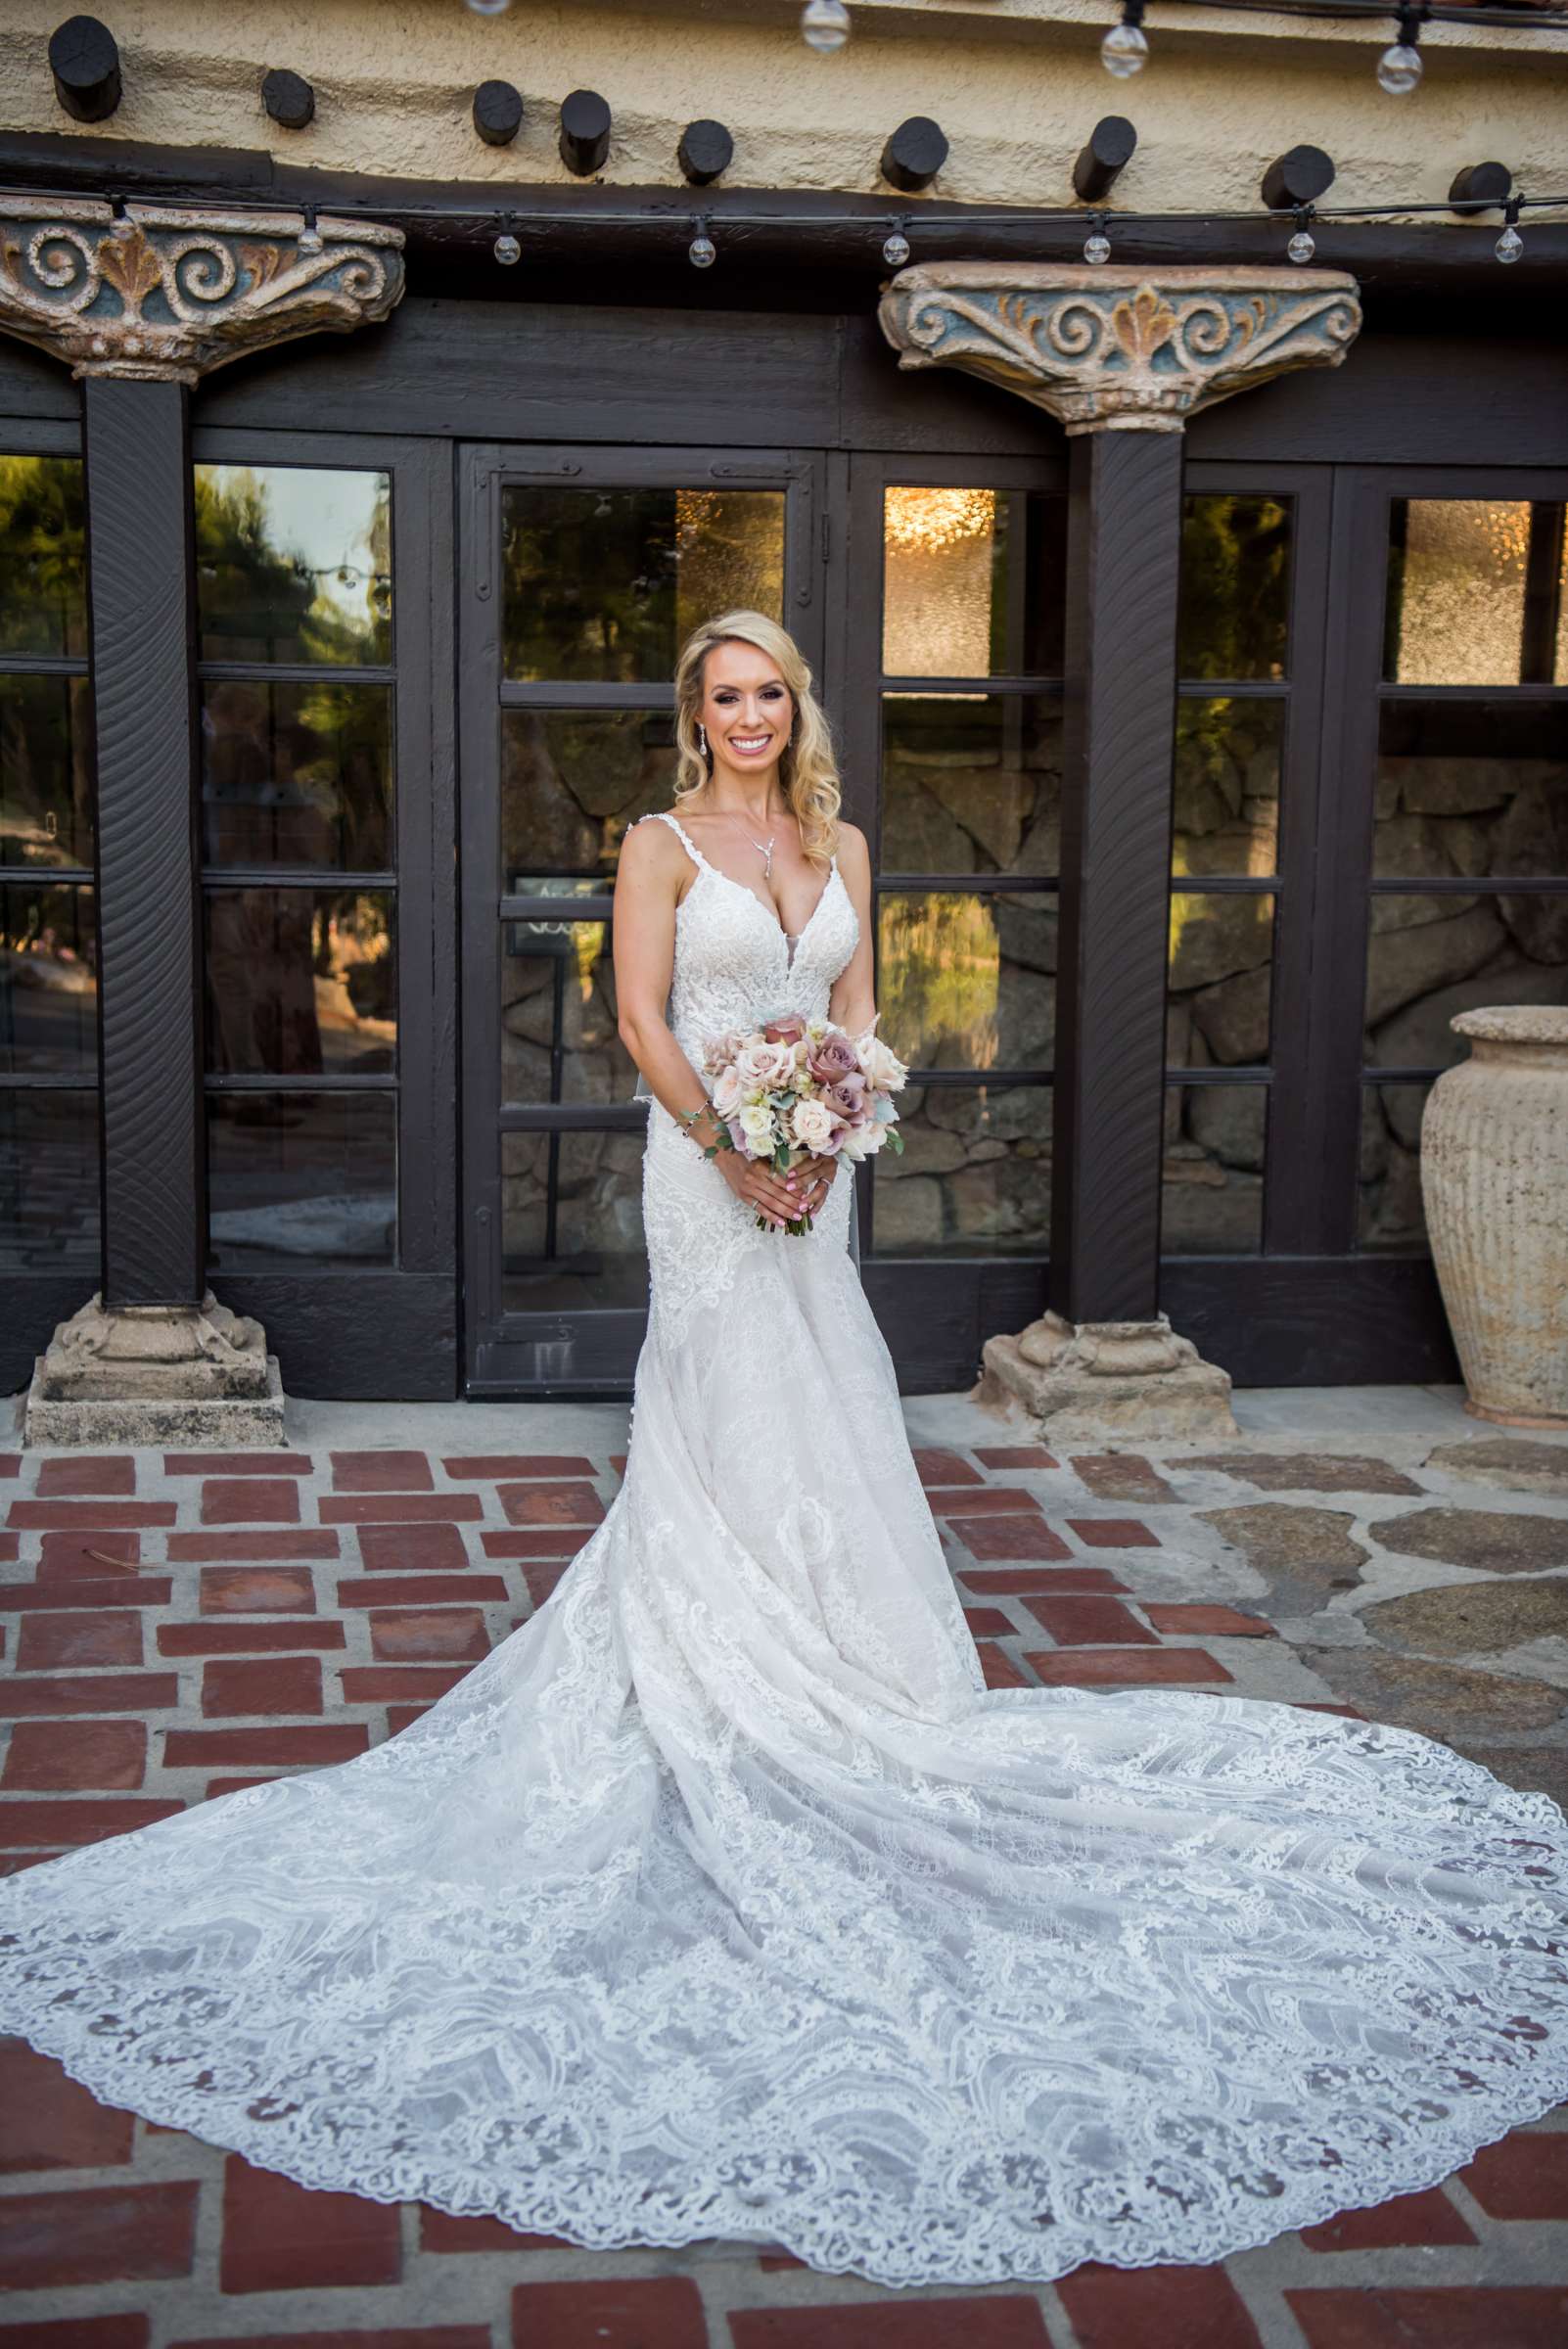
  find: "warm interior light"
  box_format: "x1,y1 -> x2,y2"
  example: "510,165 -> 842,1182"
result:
883,485 -> 996,556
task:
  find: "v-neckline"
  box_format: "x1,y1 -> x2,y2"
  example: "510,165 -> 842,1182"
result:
669,818 -> 838,955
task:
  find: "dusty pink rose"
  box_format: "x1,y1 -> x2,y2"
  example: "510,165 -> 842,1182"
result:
762,1013 -> 807,1043
822,1077 -> 867,1126
702,1029 -> 747,1075
711,1064 -> 744,1119
807,1032 -> 861,1085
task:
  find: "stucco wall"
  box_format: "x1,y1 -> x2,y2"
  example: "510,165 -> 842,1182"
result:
0,0 -> 1563,224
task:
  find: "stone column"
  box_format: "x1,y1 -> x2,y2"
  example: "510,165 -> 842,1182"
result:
880,264 -> 1361,1438
0,200 -> 404,1443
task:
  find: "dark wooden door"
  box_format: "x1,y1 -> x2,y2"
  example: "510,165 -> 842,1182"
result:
1164,459 -> 1568,1385
838,451 -> 1067,1387
458,443 -> 824,1395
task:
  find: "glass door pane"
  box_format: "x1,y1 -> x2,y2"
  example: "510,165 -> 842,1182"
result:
1164,486 -> 1299,1255
463,448 -> 818,1395
0,449 -> 98,1271
501,485 -> 786,682
857,465 -> 1065,1299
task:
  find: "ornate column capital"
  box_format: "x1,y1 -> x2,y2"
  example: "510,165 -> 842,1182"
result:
0,198 -> 404,386
879,262 -> 1361,434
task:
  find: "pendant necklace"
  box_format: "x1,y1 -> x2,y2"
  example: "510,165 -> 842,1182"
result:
729,809 -> 777,882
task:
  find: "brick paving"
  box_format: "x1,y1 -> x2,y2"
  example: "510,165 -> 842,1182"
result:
2,1424 -> 1567,2346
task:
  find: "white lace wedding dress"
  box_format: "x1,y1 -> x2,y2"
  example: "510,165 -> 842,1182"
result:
3,802 -> 1567,2288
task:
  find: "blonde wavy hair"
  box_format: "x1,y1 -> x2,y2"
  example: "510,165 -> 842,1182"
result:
671,610 -> 843,867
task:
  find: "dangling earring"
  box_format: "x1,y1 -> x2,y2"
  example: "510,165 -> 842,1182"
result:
697,722 -> 708,760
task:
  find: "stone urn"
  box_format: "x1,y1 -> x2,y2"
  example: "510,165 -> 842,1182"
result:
1421,1008 -> 1568,1426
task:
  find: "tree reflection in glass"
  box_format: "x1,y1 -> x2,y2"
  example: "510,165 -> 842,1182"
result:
0,455 -> 86,659
201,680 -> 392,869
0,881 -> 97,1073
195,466 -> 392,667
878,892 -> 1055,1072
204,890 -> 394,1077
0,675 -> 95,869
1176,495 -> 1292,682
501,487 -> 784,683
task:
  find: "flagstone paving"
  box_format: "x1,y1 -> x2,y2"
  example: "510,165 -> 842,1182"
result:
3,1409 -> 1568,2347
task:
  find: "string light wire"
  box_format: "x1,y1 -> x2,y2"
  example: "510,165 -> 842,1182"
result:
1126,0 -> 1565,24
5,183 -> 1563,244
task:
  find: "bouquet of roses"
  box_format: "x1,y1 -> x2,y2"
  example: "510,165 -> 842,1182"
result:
689,1012 -> 908,1235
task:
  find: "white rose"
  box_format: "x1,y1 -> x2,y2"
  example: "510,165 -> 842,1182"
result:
841,1121 -> 887,1162
857,1033 -> 907,1093
790,1097 -> 837,1153
739,1102 -> 776,1151
711,1065 -> 743,1119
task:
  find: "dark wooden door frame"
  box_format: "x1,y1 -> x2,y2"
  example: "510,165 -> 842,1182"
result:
1313,458 -> 1568,1262
841,447 -> 1065,1365
189,423 -> 458,1397
1168,457 -> 1568,1386
0,412 -> 100,1394
1175,459 -> 1336,1260
458,440 -> 827,1397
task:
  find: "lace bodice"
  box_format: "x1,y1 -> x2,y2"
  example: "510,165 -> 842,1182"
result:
638,807 -> 860,1078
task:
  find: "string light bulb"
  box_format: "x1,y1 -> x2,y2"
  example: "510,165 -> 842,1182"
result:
883,219 -> 911,267
464,0 -> 513,14
1286,207 -> 1316,263
689,217 -> 717,269
298,207 -> 323,255
801,0 -> 851,54
1495,195 -> 1524,264
1101,1 -> 1148,80
1376,6 -> 1424,95
493,219 -> 521,265
1083,211 -> 1112,264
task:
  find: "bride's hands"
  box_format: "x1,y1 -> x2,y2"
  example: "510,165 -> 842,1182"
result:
716,1149 -> 807,1229
793,1153 -> 840,1218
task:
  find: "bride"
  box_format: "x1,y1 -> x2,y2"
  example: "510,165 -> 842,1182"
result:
2,609 -> 1567,2289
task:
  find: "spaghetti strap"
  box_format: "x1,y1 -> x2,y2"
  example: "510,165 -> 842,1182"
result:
644,808 -> 710,873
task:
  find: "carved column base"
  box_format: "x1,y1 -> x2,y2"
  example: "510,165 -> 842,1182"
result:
976,1310 -> 1239,1441
24,1291 -> 285,1448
